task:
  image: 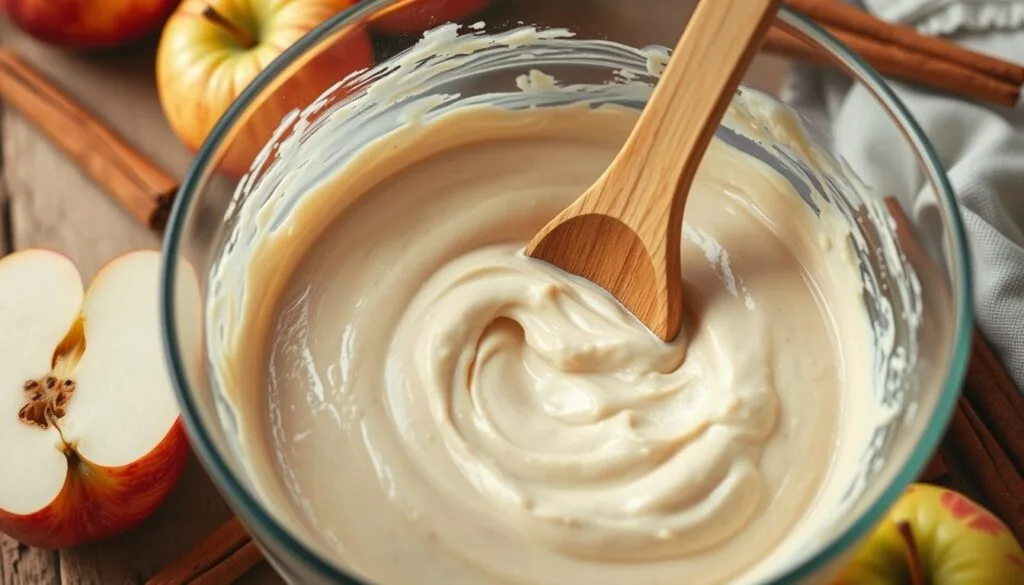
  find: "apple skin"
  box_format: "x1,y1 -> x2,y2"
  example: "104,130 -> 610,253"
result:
834,483 -> 1024,584
0,0 -> 180,49
156,0 -> 374,176
0,419 -> 190,550
370,0 -> 489,36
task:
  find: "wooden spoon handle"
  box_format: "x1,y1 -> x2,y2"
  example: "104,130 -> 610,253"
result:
526,0 -> 784,342
596,0 -> 784,230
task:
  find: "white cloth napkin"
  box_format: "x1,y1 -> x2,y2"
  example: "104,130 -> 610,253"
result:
779,0 -> 1024,392
864,0 -> 1024,34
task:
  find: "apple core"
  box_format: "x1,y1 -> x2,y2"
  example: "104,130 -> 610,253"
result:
17,318 -> 85,431
20,376 -> 77,430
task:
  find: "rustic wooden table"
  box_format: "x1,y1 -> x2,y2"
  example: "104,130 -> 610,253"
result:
0,3 -> 787,583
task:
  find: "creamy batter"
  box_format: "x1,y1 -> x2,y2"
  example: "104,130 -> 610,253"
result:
217,100 -> 869,584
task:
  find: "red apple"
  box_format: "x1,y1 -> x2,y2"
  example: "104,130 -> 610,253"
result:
156,0 -> 374,176
370,0 -> 489,36
0,249 -> 196,549
0,0 -> 180,48
834,483 -> 1024,584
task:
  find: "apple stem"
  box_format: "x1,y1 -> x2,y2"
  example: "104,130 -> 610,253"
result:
201,4 -> 258,49
896,520 -> 927,585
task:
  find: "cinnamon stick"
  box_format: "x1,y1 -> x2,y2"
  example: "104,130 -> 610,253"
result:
0,49 -> 177,231
190,541 -> 263,585
963,332 -> 1024,474
947,400 -> 1024,542
786,0 -> 1024,86
146,517 -> 262,585
763,26 -> 1021,108
920,449 -> 950,484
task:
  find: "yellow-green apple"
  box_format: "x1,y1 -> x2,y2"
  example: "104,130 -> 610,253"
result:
834,482 -> 1024,584
369,0 -> 489,36
156,0 -> 374,176
0,249 -> 196,549
0,0 -> 179,48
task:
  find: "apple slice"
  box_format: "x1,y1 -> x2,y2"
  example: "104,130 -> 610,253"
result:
0,249 -> 192,550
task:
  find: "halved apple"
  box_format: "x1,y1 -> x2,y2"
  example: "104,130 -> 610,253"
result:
0,249 -> 193,550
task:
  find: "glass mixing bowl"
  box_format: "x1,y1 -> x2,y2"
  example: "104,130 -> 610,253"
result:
161,1 -> 972,583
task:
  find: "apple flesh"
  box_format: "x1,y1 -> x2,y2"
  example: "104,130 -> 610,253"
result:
370,0 -> 489,36
156,0 -> 374,176
835,482 -> 1024,584
0,0 -> 180,49
0,250 -> 194,549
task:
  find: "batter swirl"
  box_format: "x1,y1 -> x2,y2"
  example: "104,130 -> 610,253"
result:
218,101 -> 866,585
389,246 -> 778,561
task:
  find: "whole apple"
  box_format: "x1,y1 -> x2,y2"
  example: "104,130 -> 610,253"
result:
834,483 -> 1024,584
0,250 -> 196,549
156,0 -> 373,176
0,0 -> 179,48
369,0 -> 489,36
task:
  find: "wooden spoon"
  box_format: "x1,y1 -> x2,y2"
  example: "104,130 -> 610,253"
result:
526,0 -> 783,342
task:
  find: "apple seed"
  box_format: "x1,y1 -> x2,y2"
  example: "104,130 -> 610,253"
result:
17,374 -> 76,430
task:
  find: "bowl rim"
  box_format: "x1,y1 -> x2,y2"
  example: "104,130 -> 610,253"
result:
161,2 -> 974,583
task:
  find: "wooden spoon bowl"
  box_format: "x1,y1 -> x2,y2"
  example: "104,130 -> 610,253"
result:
527,0 -> 784,341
